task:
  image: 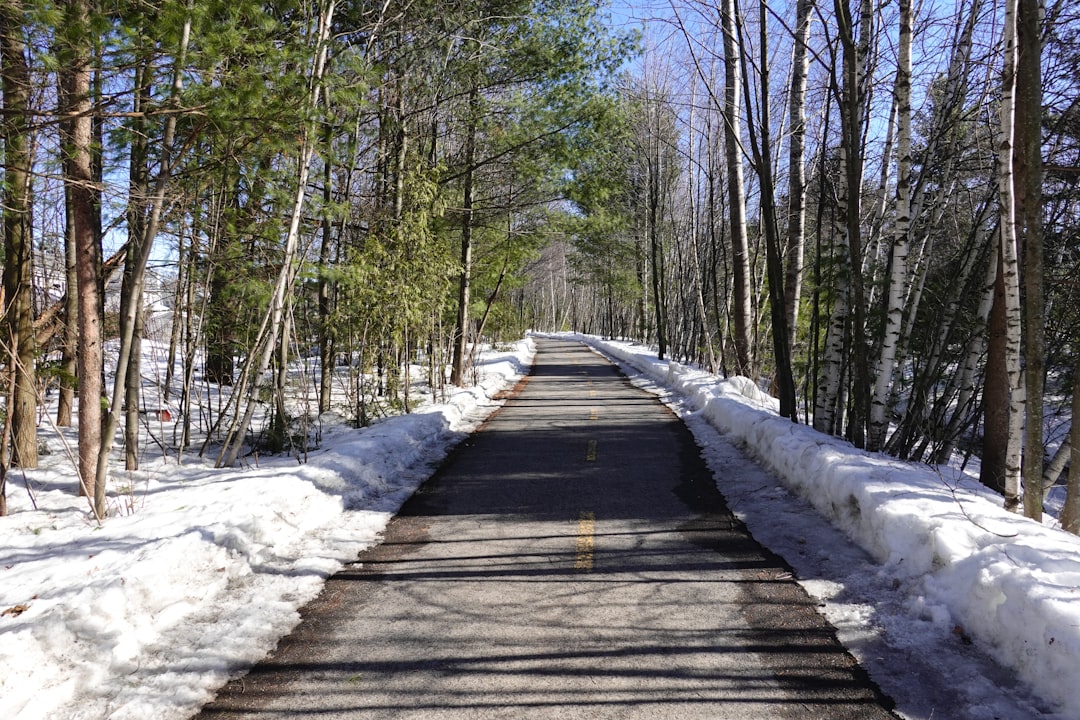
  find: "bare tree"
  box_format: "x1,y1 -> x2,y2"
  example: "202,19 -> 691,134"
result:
784,0 -> 815,352
868,0 -> 912,451
740,0 -> 795,416
986,0 -> 1026,511
720,0 -> 753,376
833,0 -> 872,448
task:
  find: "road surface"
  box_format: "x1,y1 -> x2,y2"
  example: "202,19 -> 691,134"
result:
197,337 -> 898,719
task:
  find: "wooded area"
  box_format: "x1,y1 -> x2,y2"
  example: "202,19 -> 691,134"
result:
0,0 -> 1078,531
545,0 -> 1080,528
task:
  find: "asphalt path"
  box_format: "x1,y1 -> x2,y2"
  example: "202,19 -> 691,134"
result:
197,337 -> 899,719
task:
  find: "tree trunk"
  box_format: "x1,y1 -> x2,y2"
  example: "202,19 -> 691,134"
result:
1042,437 -> 1069,498
745,0 -> 795,417
981,245 -> 1011,498
123,60 -> 151,472
991,0 -> 1025,511
815,156 -> 851,435
317,127 -> 336,415
163,234 -> 186,402
868,0 -> 912,451
1016,0 -> 1043,521
97,7 -> 192,493
646,100 -> 668,360
57,179 -> 79,427
1061,361 -> 1080,535
60,0 -> 104,516
720,0 -> 753,377
451,84 -> 479,386
123,303 -> 144,470
686,79 -> 717,373
784,0 -> 814,353
834,0 -> 871,448
1,1 -> 38,468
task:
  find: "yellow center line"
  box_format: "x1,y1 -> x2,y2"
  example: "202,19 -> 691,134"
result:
575,511 -> 595,571
589,407 -> 599,421
586,439 -> 597,461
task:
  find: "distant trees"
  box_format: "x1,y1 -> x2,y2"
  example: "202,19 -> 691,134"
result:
555,0 -> 1079,525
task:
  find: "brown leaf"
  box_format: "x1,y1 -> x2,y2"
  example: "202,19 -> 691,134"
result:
2,604 -> 30,618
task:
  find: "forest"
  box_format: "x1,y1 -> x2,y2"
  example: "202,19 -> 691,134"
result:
1,0 -> 1078,534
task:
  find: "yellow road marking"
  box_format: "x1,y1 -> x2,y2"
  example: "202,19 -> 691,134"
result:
575,511 -> 595,571
589,407 -> 599,420
586,439 -> 597,461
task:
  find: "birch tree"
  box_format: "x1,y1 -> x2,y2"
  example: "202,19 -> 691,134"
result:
784,0 -> 814,352
720,0 -> 753,376
868,0 -> 912,451
985,0 -> 1026,511
833,0 -> 872,448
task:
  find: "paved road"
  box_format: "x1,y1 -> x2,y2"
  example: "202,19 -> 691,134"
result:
197,338 -> 898,719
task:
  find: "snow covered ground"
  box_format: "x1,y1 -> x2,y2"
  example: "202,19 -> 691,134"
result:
576,333 -> 1079,720
2,333 -> 1078,719
0,340 -> 534,720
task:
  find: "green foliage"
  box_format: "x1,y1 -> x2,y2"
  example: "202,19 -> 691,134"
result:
560,92 -> 643,300
14,0 -> 635,428
334,163 -> 455,345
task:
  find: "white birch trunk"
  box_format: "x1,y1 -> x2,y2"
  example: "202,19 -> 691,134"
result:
1042,438 -> 1069,497
814,153 -> 850,435
721,0 -> 753,376
784,0 -> 813,352
868,0 -> 912,451
997,0 -> 1025,511
687,76 -> 717,373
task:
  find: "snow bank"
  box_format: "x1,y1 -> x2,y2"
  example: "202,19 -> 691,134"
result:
578,334 -> 1080,718
0,339 -> 533,720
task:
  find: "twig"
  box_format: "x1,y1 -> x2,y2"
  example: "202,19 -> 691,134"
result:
930,463 -> 1018,539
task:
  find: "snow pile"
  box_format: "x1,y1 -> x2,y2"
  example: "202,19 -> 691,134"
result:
0,339 -> 533,720
579,334 -> 1080,718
